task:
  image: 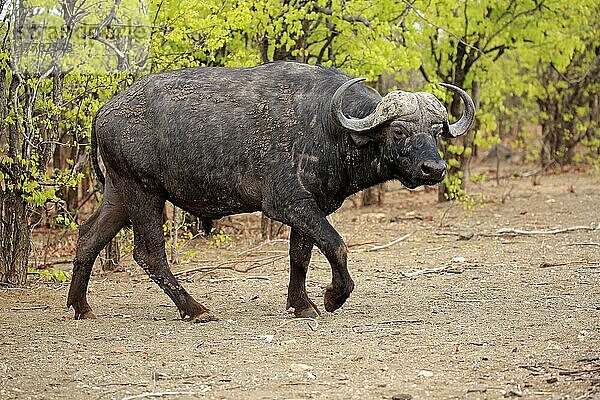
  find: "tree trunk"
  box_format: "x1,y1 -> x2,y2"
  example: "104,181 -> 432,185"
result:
100,238 -> 121,271
0,192 -> 31,285
0,2 -> 31,285
457,81 -> 481,185
261,214 -> 275,240
361,184 -> 385,206
437,140 -> 450,202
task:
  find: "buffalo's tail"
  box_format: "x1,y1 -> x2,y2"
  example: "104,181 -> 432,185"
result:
90,116 -> 105,187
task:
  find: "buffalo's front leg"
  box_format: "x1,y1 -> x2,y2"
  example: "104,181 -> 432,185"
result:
267,200 -> 354,313
287,229 -> 321,318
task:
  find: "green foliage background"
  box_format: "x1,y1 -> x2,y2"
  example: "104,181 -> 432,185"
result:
0,0 -> 598,280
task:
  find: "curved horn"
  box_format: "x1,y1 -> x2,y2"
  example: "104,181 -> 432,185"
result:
439,83 -> 476,138
332,78 -> 377,132
332,78 -> 419,132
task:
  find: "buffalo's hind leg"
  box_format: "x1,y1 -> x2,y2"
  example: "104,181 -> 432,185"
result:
127,192 -> 216,322
67,181 -> 128,319
286,229 -> 321,318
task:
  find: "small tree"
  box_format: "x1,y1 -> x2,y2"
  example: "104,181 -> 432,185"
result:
0,0 -> 149,284
534,6 -> 599,167
411,0 -> 547,200
1,1 -> 78,284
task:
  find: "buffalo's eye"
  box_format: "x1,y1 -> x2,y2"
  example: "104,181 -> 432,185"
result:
393,128 -> 406,138
391,124 -> 410,138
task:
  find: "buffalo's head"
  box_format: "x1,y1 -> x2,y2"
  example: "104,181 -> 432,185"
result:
332,79 -> 475,189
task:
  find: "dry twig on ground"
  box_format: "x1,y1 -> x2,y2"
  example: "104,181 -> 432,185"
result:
401,265 -> 449,277
493,223 -> 599,236
353,233 -> 412,253
540,260 -> 600,268
438,223 -> 599,239
11,305 -> 49,311
174,254 -> 286,276
121,391 -> 206,400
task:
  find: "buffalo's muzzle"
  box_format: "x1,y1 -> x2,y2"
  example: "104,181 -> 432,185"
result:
419,159 -> 447,181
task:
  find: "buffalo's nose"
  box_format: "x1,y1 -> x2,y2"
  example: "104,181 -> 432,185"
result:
420,159 -> 447,180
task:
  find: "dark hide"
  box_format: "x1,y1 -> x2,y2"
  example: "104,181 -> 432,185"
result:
67,61 -> 460,321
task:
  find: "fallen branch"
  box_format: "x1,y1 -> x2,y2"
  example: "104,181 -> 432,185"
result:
174,254 -> 286,276
391,214 -> 429,221
208,275 -> 272,283
558,366 -> 600,376
540,260 -> 599,268
174,239 -> 292,277
438,223 -> 599,239
577,356 -> 600,363
121,391 -> 205,400
178,233 -> 411,276
434,231 -> 476,240
174,259 -> 238,276
235,239 -> 288,257
28,260 -> 72,268
96,381 -> 149,388
354,233 -> 412,253
519,365 -> 546,374
347,240 -> 378,248
493,223 -> 599,236
235,255 -> 287,272
11,305 -> 49,311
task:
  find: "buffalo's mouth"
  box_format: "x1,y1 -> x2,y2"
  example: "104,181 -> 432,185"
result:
395,173 -> 444,190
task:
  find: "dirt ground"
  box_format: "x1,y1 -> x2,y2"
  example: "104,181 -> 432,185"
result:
1,168 -> 599,400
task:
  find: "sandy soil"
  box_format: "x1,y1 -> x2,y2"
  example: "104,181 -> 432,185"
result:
1,169 -> 599,400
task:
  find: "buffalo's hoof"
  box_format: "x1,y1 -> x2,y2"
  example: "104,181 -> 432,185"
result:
287,305 -> 321,318
74,310 -> 97,320
286,295 -> 322,318
178,299 -> 217,323
324,282 -> 354,312
190,311 -> 219,323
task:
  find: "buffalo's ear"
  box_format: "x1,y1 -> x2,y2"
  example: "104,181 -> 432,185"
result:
442,121 -> 451,138
350,131 -> 372,146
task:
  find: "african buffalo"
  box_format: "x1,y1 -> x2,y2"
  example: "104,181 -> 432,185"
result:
67,61 -> 474,321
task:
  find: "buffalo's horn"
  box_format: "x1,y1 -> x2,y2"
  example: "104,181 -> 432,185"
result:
332,78 -> 419,132
439,83 -> 476,138
332,78 -> 372,132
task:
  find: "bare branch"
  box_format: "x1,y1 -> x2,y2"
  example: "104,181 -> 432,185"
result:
419,65 -> 430,82
482,0 -> 545,52
89,0 -> 128,69
316,24 -> 338,64
92,35 -> 127,61
400,0 -> 483,55
313,4 -> 372,28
